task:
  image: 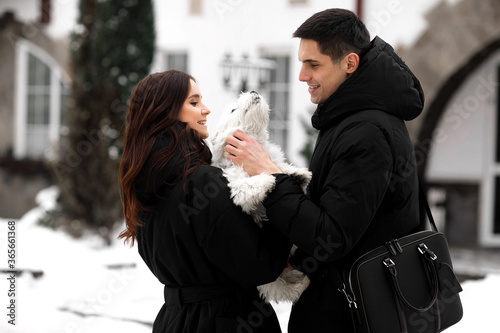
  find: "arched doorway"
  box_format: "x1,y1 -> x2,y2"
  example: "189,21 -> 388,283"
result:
397,0 -> 500,247
422,41 -> 500,247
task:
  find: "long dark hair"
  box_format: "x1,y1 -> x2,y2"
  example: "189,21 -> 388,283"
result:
119,70 -> 212,245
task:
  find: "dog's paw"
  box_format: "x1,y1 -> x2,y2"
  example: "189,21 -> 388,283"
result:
257,266 -> 310,303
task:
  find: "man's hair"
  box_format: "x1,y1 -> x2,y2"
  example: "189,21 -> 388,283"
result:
293,8 -> 371,63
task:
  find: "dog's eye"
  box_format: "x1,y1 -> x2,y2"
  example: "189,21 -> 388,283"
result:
231,108 -> 236,113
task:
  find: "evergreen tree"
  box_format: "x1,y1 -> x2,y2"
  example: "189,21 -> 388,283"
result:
51,0 -> 155,244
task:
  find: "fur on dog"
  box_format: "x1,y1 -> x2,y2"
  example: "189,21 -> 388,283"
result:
211,91 -> 311,303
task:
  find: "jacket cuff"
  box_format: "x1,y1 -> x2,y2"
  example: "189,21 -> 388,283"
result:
263,175 -> 304,209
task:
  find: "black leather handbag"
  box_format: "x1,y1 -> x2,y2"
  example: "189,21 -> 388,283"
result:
336,183 -> 463,333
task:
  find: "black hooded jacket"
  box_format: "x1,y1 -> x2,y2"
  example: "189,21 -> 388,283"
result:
135,134 -> 291,332
262,37 -> 425,332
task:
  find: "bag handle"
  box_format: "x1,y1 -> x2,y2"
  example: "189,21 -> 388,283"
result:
334,176 -> 438,308
383,243 -> 440,312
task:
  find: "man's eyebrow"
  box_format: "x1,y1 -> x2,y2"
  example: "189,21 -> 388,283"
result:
300,59 -> 320,64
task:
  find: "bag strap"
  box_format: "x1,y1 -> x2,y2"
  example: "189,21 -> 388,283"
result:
418,176 -> 438,232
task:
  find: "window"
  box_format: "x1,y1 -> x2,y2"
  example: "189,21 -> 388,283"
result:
266,55 -> 290,152
166,52 -> 189,72
26,53 -> 51,157
14,39 -> 69,160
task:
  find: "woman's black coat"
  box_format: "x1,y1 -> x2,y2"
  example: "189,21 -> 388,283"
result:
262,37 -> 425,332
136,135 -> 291,332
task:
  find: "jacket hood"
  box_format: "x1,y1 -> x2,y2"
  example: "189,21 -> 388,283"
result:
135,133 -> 186,204
312,37 -> 424,130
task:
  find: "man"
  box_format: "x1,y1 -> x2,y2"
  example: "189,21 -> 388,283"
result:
225,8 -> 425,332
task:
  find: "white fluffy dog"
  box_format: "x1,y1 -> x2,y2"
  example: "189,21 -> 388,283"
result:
211,91 -> 311,303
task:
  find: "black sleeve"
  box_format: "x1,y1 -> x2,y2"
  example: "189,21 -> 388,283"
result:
200,171 -> 292,288
263,122 -> 393,262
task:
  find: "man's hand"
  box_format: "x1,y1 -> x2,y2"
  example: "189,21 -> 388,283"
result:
225,130 -> 282,176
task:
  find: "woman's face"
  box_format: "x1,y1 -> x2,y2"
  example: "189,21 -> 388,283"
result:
178,79 -> 210,139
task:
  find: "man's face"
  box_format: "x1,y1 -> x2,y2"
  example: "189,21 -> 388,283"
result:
298,39 -> 350,104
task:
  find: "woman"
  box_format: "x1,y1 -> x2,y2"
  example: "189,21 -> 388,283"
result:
119,70 -> 291,332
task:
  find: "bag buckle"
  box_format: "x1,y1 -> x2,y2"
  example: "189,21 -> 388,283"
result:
383,258 -> 395,268
418,243 -> 437,260
383,258 -> 397,276
338,283 -> 358,309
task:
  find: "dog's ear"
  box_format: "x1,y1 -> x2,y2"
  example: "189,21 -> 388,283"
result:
223,102 -> 242,128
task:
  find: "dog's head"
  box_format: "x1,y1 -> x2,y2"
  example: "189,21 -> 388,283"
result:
211,91 -> 271,165
220,91 -> 270,136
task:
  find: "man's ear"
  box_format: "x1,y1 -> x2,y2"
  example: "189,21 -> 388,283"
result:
344,52 -> 360,74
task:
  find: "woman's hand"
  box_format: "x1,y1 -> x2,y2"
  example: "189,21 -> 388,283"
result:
225,130 -> 282,176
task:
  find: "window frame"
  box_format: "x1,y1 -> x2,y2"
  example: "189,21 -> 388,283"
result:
265,54 -> 290,154
14,39 -> 70,160
479,63 -> 500,246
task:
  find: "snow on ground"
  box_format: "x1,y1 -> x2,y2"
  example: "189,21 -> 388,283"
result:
0,187 -> 497,332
